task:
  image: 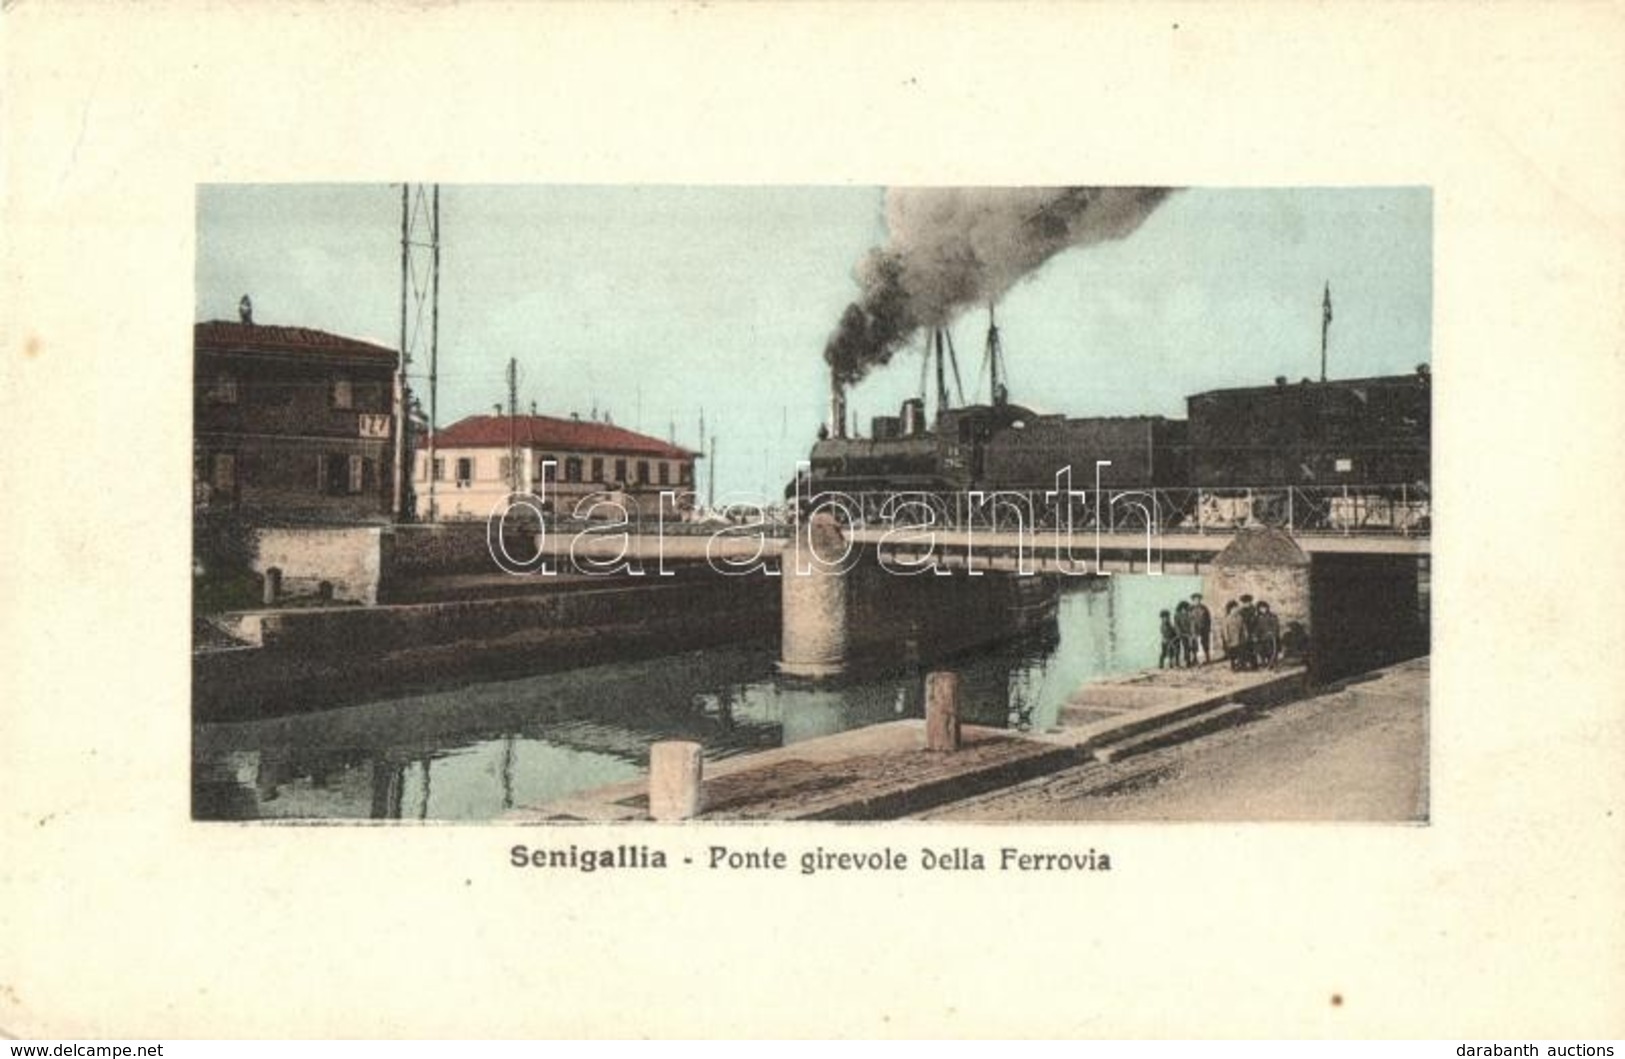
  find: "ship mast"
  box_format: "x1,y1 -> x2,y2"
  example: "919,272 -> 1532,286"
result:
985,303 -> 1007,404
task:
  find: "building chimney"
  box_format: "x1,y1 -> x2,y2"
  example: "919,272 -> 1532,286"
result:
830,367 -> 848,440
238,295 -> 253,325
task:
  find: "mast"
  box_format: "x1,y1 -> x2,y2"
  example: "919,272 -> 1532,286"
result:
986,303 -> 1006,404
945,328 -> 965,407
934,329 -> 949,423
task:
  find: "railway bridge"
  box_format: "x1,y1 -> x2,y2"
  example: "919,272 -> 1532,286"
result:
522,481 -> 1430,686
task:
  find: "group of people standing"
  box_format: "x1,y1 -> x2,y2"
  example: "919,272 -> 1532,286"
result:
1159,593 -> 1282,671
1158,594 -> 1213,669
1220,595 -> 1282,671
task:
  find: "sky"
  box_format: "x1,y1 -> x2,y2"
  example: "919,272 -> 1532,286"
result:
196,185 -> 1431,500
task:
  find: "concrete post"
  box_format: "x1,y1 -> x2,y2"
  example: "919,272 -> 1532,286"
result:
925,671 -> 962,752
779,512 -> 850,679
263,567 -> 281,606
649,740 -> 704,821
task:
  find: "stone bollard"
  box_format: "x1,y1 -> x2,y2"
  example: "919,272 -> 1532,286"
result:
925,671 -> 962,752
648,740 -> 704,821
263,567 -> 281,606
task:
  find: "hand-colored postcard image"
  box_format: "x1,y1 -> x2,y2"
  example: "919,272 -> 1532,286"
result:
191,185 -> 1431,825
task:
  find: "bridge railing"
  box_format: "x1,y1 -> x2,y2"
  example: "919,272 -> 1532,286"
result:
808,484 -> 1431,537
530,483 -> 1431,538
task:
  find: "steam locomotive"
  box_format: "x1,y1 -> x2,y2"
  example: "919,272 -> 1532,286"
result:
801,323 -> 1431,533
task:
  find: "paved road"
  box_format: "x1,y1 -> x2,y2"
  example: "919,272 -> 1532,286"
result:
923,657 -> 1429,822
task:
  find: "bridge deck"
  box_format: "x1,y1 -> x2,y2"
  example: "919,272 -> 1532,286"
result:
534,527 -> 1430,565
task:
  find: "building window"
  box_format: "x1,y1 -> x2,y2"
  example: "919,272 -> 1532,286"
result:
314,453 -> 372,496
317,453 -> 344,495
499,455 -> 513,482
565,457 -> 582,483
637,460 -> 649,485
210,452 -> 237,495
432,457 -> 446,481
354,381 -> 385,412
456,457 -> 473,487
204,372 -> 238,405
332,377 -> 354,410
679,463 -> 692,486
541,459 -> 557,483
590,457 -> 604,482
257,381 -> 293,405
658,462 -> 670,486
614,458 -> 627,485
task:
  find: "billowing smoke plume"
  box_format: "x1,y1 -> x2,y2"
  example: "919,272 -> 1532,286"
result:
824,187 -> 1174,386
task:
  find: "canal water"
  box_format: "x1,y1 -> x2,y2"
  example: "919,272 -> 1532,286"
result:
192,574 -> 1200,821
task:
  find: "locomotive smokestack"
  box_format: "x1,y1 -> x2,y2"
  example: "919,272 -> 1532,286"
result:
830,368 -> 848,439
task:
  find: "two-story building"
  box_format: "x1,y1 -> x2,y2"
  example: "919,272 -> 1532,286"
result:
194,310 -> 399,524
416,414 -> 698,521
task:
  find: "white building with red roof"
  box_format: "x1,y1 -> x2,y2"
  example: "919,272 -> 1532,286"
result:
416,413 -> 699,521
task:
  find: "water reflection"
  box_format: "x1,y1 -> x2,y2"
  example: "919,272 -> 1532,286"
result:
193,575 -> 1198,821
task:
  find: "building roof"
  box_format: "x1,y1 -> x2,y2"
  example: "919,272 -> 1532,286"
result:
1213,526 -> 1310,567
1188,371 -> 1429,401
195,320 -> 399,362
429,414 -> 698,460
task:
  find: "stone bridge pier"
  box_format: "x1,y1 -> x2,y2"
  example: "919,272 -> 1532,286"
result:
779,512 -> 851,679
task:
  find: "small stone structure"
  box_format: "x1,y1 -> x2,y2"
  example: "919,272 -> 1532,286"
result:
252,525 -> 390,605
1202,526 -> 1311,656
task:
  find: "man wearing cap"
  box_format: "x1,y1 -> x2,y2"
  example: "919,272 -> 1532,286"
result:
1189,593 -> 1212,664
1221,600 -> 1247,671
1238,594 -> 1259,670
1257,601 -> 1282,668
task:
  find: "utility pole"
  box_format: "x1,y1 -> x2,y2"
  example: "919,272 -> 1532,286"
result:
429,186 -> 440,518
399,183 -> 441,521
506,357 -> 518,492
1320,281 -> 1333,383
393,189 -> 410,520
708,434 -> 717,511
697,408 -> 707,510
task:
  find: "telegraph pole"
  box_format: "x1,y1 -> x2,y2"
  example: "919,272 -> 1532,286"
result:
393,189 -> 410,519
429,187 -> 440,519
507,357 -> 519,492
708,434 -> 717,511
400,184 -> 442,521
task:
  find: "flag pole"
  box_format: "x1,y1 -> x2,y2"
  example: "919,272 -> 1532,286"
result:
1320,281 -> 1332,383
